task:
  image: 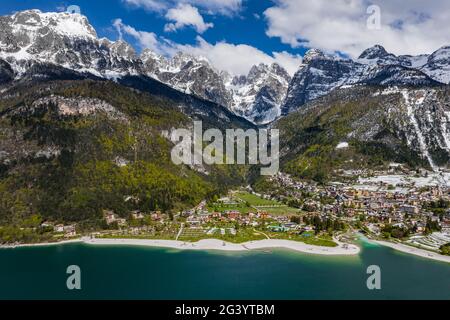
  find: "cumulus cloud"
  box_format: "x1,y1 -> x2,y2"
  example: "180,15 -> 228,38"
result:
264,0 -> 450,57
164,4 -> 213,33
122,0 -> 167,12
113,18 -> 166,54
272,51 -> 303,75
174,37 -> 302,76
122,0 -> 243,16
113,20 -> 302,76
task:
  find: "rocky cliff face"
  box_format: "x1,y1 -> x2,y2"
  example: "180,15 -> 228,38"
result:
276,85 -> 450,180
228,63 -> 291,124
141,51 -> 233,110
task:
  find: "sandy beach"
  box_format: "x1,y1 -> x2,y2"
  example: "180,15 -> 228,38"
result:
374,240 -> 450,264
4,237 -> 450,263
82,238 -> 361,255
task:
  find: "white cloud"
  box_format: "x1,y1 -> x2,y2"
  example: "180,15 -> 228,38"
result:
272,51 -> 303,75
187,0 -> 242,16
122,0 -> 167,12
164,4 -> 213,33
113,20 -> 302,76
264,0 -> 450,57
122,0 -> 243,16
173,37 -> 302,76
113,18 -> 164,54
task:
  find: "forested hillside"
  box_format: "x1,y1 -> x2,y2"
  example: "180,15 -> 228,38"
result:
0,80 -> 250,240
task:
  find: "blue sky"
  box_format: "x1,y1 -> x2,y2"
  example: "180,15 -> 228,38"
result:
0,0 -> 296,54
1,0 -> 449,76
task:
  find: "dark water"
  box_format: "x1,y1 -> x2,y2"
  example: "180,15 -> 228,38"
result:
0,241 -> 449,300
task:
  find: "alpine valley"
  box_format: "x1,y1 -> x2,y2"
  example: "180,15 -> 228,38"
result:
0,9 -> 450,248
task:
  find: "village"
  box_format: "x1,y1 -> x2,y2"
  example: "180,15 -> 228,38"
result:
34,166 -> 450,255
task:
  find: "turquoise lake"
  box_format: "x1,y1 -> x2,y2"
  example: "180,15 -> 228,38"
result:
0,241 -> 449,300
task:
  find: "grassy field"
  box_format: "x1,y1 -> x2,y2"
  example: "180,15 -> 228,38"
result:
99,233 -> 176,240
267,231 -> 337,247
206,203 -> 255,214
237,192 -> 300,216
262,207 -> 301,216
235,192 -> 280,206
208,191 -> 299,216
178,227 -> 267,243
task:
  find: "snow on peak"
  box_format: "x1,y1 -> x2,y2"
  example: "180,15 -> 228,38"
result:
110,40 -> 137,60
421,45 -> 450,84
358,45 -> 388,60
11,9 -> 97,39
303,49 -> 326,64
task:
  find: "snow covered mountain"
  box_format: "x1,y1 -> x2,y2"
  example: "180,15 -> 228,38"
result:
357,44 -> 450,85
140,51 -> 291,124
0,10 -> 142,78
1,9 -> 450,126
227,63 -> 291,124
421,46 -> 450,84
0,9 -> 288,125
281,46 -> 447,115
276,85 -> 450,175
141,50 -> 233,110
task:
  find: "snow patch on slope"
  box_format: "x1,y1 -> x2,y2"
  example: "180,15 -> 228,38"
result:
401,90 -> 437,170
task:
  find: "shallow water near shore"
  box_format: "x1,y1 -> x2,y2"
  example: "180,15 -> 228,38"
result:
0,240 -> 449,299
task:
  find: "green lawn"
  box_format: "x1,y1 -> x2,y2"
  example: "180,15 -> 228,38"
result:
178,227 -> 267,243
262,207 -> 301,216
235,192 -> 280,206
208,192 -> 299,216
206,204 -> 254,214
266,231 -> 338,247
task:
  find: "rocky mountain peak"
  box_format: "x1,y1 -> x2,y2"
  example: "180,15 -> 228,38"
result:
140,49 -> 168,76
109,40 -> 138,60
171,52 -> 211,70
303,49 -> 326,64
231,75 -> 247,86
227,62 -> 291,124
270,62 -> 291,79
358,45 -> 389,60
10,9 -> 97,39
247,63 -> 269,81
429,45 -> 450,60
281,43 -> 446,116
0,9 -> 143,79
422,46 -> 450,84
245,63 -> 290,85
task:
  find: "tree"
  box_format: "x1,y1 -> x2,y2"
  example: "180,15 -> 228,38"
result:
440,243 -> 450,256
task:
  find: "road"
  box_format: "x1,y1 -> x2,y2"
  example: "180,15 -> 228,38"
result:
176,223 -> 184,241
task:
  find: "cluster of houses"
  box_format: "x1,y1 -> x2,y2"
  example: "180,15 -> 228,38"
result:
339,187 -> 449,234
267,171 -> 450,238
183,209 -> 275,228
40,221 -> 77,238
36,169 -> 450,243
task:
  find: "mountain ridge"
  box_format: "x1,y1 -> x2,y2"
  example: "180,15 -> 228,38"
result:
281,45 -> 447,115
0,9 -> 290,125
1,9 -> 450,126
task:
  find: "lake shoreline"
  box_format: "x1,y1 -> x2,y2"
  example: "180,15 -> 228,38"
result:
373,240 -> 450,264
0,237 -> 360,256
3,237 -> 450,263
